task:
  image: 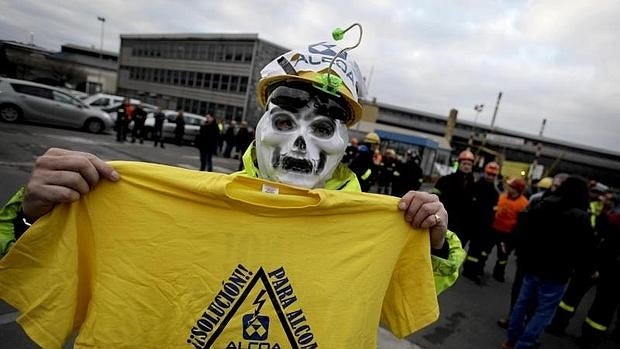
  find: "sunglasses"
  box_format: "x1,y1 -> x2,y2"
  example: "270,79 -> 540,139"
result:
266,82 -> 352,124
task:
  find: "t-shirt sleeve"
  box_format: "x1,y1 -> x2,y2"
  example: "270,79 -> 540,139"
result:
380,228 -> 439,338
0,201 -> 93,349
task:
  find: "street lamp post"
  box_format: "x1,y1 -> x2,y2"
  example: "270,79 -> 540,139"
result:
97,16 -> 106,93
469,104 -> 484,146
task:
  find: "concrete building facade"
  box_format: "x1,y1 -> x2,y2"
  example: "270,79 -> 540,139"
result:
116,33 -> 287,125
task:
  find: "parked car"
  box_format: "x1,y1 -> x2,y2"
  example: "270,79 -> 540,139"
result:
141,110 -> 206,144
82,93 -> 140,110
0,78 -> 114,133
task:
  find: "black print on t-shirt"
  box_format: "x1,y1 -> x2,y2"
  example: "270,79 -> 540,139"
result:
187,264 -> 318,349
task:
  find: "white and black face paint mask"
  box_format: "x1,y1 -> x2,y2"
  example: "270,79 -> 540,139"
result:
255,85 -> 349,189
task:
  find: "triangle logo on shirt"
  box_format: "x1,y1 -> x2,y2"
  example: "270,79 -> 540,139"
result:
188,266 -> 317,349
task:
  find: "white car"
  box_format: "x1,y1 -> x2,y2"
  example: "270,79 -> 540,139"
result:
142,110 -> 206,144
82,93 -> 140,110
0,77 -> 114,133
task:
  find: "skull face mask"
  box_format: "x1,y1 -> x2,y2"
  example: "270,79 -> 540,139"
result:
255,84 -> 350,189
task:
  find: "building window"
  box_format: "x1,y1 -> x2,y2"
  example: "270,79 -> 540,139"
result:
196,73 -> 203,87
225,46 -> 234,61
188,72 -> 195,86
230,76 -> 239,92
213,45 -> 223,61
166,70 -> 172,84
207,102 -> 216,115
200,101 -> 207,115
204,73 -> 212,89
235,107 -> 244,120
198,45 -> 207,60
239,77 -> 248,93
180,71 -> 186,85
234,47 -> 243,62
129,67 -> 136,79
212,74 -> 220,89
173,71 -> 179,85
225,105 -> 234,119
243,46 -> 253,62
191,99 -> 199,114
220,75 -> 229,91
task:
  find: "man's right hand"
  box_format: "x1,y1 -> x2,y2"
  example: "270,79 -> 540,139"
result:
21,148 -> 119,222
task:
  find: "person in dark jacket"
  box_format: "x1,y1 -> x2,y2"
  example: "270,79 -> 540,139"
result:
377,148 -> 398,195
496,173 -> 568,329
341,137 -> 359,164
115,98 -> 134,142
431,149 -> 476,246
462,161 -> 501,284
391,149 -> 423,197
196,114 -> 220,171
547,194 -> 620,348
174,110 -> 185,146
503,176 -> 597,349
131,105 -> 147,144
222,121 -> 236,158
234,121 -> 250,160
152,107 -> 166,149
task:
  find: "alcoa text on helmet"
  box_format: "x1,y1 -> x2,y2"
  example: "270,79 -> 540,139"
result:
257,41 -> 366,127
458,149 -> 475,162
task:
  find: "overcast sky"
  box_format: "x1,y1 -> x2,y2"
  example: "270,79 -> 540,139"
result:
1,0 -> 618,150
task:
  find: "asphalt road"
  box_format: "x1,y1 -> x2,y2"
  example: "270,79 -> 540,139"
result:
0,122 -> 616,349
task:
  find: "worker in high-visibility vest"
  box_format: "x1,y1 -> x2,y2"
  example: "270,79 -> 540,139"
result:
462,162 -> 501,284
430,149 -> 477,246
349,132 -> 381,192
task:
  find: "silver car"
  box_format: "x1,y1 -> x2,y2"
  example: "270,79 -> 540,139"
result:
142,110 -> 206,144
0,78 -> 114,133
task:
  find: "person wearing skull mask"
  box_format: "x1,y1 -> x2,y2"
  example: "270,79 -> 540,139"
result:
0,36 -> 465,347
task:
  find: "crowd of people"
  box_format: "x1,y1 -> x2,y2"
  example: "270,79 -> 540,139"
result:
427,147 -> 619,349
112,97 -> 256,171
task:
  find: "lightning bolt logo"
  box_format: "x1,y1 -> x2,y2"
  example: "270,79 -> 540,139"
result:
249,289 -> 267,322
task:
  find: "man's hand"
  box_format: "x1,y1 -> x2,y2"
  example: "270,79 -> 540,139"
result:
21,148 -> 119,222
398,191 -> 448,249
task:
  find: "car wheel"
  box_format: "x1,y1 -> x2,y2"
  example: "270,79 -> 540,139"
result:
84,118 -> 104,133
0,104 -> 22,123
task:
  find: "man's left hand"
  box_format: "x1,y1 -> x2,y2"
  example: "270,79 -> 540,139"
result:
398,191 -> 448,249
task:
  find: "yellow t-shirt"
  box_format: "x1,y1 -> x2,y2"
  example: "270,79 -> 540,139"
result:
0,161 -> 438,349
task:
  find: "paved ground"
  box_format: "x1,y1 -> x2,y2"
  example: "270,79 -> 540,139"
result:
0,122 -> 617,348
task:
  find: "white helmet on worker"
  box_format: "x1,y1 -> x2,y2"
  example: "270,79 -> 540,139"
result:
254,25 -> 367,189
257,41 -> 366,127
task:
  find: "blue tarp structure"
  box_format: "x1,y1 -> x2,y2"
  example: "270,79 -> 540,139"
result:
374,130 -> 439,149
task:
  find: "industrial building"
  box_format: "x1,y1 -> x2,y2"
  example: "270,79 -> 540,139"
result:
116,33 -> 287,125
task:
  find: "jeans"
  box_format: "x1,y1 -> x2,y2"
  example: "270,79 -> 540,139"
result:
507,273 -> 567,349
199,148 -> 213,171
